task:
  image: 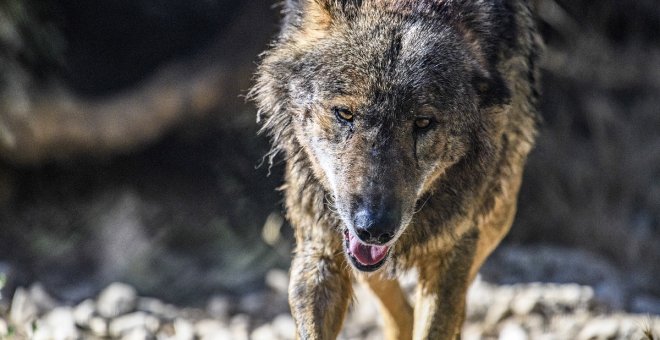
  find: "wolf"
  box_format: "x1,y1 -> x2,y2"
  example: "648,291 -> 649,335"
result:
250,0 -> 541,338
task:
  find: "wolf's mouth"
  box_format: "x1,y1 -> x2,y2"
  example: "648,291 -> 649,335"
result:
342,229 -> 390,272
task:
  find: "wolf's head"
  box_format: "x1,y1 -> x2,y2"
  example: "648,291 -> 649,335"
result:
252,0 -> 512,271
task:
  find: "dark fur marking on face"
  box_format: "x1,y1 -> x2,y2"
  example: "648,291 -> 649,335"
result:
385,33 -> 403,73
413,133 -> 420,167
473,71 -> 511,107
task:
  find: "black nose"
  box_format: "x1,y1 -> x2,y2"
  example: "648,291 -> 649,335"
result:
353,203 -> 401,245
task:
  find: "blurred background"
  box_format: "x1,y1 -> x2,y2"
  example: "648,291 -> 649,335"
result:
0,0 -> 658,333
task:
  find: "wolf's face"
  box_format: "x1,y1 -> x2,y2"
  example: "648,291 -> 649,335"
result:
254,1 -> 507,272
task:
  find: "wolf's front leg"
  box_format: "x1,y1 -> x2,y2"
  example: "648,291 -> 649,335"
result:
360,274 -> 413,340
413,286 -> 467,340
288,241 -> 353,340
412,234 -> 477,340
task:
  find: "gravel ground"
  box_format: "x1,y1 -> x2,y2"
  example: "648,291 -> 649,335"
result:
1,271 -> 658,340
1,245 -> 658,340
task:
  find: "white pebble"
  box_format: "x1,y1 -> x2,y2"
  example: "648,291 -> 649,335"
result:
29,283 -> 57,314
251,324 -> 278,340
97,282 -> 138,318
33,307 -> 79,340
230,314 -> 250,340
577,318 -> 619,340
265,269 -> 289,295
499,321 -> 528,340
138,297 -> 178,320
512,288 -> 542,315
206,295 -> 231,320
0,318 -> 7,336
173,318 -> 195,340
195,319 -> 226,338
9,287 -> 38,326
272,314 -> 296,339
110,311 -> 160,337
121,326 -> 152,340
73,299 -> 96,327
90,316 -> 108,336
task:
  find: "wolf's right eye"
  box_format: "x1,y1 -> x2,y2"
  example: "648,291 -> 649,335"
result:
334,107 -> 354,123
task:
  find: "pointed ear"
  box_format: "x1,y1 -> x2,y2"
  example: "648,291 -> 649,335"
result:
277,0 -> 335,44
301,0 -> 338,34
282,0 -> 358,40
282,0 -> 332,29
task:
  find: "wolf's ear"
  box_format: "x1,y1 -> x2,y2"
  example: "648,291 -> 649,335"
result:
282,0 -> 359,35
304,0 -> 336,30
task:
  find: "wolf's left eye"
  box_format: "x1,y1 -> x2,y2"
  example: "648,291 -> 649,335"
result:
414,117 -> 432,129
334,107 -> 354,123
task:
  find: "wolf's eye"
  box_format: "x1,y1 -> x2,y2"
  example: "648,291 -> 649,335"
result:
414,117 -> 432,129
334,107 -> 354,123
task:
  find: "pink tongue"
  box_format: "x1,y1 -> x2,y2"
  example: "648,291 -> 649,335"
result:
348,231 -> 390,266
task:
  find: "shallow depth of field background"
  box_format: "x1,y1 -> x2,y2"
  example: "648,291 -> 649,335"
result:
0,0 -> 658,313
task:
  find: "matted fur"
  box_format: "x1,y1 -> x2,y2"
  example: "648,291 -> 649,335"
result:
250,0 -> 541,338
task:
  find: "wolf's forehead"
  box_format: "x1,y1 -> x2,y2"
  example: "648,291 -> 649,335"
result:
333,18 -> 456,80
322,24 -> 458,102
344,17 -> 441,58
